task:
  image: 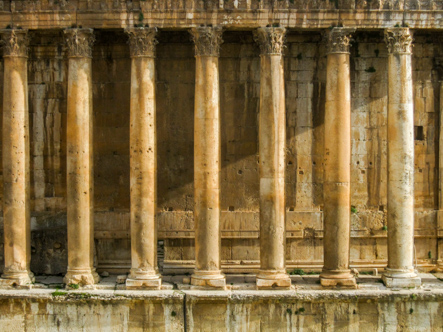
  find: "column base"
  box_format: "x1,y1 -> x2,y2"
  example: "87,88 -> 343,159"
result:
64,269 -> 100,286
126,269 -> 162,290
191,270 -> 226,289
320,270 -> 357,289
256,270 -> 292,290
0,271 -> 35,287
382,269 -> 421,288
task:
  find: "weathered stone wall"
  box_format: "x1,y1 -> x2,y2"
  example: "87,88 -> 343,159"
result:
0,28 -> 440,274
1,289 -> 442,331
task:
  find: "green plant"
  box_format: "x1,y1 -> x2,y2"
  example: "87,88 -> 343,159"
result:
410,294 -> 417,300
171,311 -> 177,317
365,66 -> 376,73
374,49 -> 379,57
428,251 -> 432,259
139,12 -> 144,22
351,206 -> 357,213
360,271 -> 373,275
409,308 -> 414,314
290,268 -> 306,275
298,307 -> 305,313
382,225 -> 387,231
286,308 -> 292,314
68,283 -> 79,289
52,289 -> 67,297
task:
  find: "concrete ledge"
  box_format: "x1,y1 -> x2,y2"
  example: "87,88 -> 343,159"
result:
1,287 -> 443,331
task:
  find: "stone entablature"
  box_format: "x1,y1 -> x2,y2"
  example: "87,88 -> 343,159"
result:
2,0 -> 443,11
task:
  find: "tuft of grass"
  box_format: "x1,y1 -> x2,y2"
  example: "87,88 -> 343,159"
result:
409,308 -> 414,314
68,283 -> 79,289
428,251 -> 432,259
286,308 -> 292,315
290,269 -> 305,275
382,225 -> 387,231
171,311 -> 177,317
298,307 -> 305,313
138,12 -> 144,22
351,206 -> 358,213
52,290 -> 67,297
410,294 -> 417,300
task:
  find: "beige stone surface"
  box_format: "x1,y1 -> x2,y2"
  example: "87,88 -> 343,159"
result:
190,27 -> 226,289
125,27 -> 161,289
0,30 -> 34,286
320,28 -> 356,288
383,28 -> 420,286
64,29 -> 99,286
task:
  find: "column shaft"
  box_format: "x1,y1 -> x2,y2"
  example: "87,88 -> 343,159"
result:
254,27 -> 291,289
190,27 -> 226,289
438,80 -> 443,271
382,28 -> 421,288
125,28 -> 161,289
63,29 -> 99,286
320,28 -> 356,288
0,30 -> 34,286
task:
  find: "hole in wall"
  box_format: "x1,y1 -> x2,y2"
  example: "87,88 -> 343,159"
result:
415,126 -> 425,141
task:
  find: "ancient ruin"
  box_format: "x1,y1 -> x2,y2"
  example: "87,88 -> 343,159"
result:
0,0 -> 443,330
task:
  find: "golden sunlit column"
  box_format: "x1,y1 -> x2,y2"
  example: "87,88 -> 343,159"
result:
254,27 -> 291,289
63,28 -> 99,286
0,30 -> 34,287
125,27 -> 162,289
320,28 -> 357,288
382,28 -> 421,288
189,26 -> 226,289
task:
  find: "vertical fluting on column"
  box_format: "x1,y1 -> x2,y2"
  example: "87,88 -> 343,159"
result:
125,28 -> 162,289
319,28 -> 357,288
63,28 -> 99,286
0,30 -> 34,286
253,27 -> 291,289
382,28 -> 421,288
189,26 -> 226,289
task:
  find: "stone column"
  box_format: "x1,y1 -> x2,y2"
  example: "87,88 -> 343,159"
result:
320,28 -> 357,288
63,29 -> 99,286
125,28 -> 161,289
253,27 -> 291,289
0,30 -> 34,286
189,27 -> 226,289
438,72 -> 443,272
382,28 -> 421,288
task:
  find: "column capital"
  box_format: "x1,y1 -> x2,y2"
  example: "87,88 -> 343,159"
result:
125,27 -> 158,58
325,28 -> 355,54
0,29 -> 29,58
384,28 -> 413,55
64,28 -> 95,58
253,27 -> 286,56
190,26 -> 223,57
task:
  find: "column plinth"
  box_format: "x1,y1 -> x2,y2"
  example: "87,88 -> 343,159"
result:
0,30 -> 34,287
124,27 -> 161,290
63,28 -> 99,287
254,27 -> 291,290
382,28 -> 421,288
320,28 -> 357,289
189,27 -> 226,290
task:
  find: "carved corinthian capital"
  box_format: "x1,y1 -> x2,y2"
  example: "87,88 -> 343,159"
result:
0,30 -> 29,57
125,27 -> 158,58
64,28 -> 95,58
384,28 -> 413,55
325,28 -> 355,54
253,27 -> 286,55
190,27 -> 223,57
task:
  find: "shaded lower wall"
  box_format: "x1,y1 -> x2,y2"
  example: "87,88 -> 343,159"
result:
1,290 -> 442,331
